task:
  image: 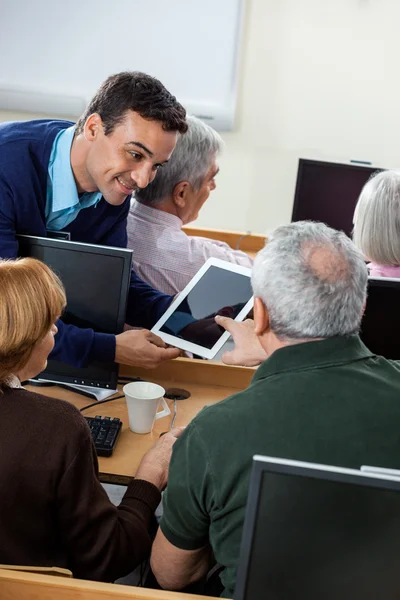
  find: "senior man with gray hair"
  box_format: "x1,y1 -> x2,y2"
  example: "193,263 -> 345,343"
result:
127,115 -> 252,294
150,221 -> 400,598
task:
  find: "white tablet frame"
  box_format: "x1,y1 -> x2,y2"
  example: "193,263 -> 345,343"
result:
151,257 -> 253,359
361,466 -> 400,479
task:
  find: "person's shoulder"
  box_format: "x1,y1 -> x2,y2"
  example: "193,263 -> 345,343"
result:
186,234 -> 229,253
186,233 -> 253,266
190,385 -> 254,433
377,356 -> 400,377
0,119 -> 74,150
0,120 -> 75,182
172,386 -> 259,474
4,387 -> 87,429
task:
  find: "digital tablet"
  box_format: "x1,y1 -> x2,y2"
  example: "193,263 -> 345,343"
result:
151,258 -> 253,359
361,466 -> 400,479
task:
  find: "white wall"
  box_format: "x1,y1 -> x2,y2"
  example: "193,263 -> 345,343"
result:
1,0 -> 399,234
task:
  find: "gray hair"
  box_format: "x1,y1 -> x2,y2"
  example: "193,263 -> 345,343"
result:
134,115 -> 223,205
252,221 -> 368,340
353,169 -> 400,266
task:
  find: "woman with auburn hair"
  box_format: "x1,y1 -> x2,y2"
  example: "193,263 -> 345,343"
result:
0,257 -> 65,384
0,258 -> 182,581
353,169 -> 400,278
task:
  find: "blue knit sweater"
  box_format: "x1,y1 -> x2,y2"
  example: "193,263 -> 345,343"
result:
0,119 -> 172,367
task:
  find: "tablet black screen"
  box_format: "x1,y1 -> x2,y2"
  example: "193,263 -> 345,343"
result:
160,265 -> 252,349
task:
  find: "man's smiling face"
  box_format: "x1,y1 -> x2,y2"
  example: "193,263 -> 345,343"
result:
83,110 -> 178,205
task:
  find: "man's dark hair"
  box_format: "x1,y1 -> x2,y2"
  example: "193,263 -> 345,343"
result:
75,71 -> 188,135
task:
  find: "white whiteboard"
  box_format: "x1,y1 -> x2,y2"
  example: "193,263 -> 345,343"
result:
0,0 -> 245,130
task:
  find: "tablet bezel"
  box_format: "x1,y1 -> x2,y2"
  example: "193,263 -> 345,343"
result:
151,257 -> 254,359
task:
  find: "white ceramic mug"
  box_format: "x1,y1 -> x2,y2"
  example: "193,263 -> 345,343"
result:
123,381 -> 170,434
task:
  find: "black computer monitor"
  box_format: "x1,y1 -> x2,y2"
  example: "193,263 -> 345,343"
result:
360,277 -> 400,359
291,159 -> 382,236
235,456 -> 400,600
17,235 -> 132,394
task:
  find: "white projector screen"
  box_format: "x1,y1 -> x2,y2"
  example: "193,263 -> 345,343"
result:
0,0 -> 245,130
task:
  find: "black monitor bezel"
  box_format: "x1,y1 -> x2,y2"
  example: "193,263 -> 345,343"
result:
17,234 -> 132,390
359,276 -> 400,358
235,456 -> 400,600
367,275 -> 400,290
291,158 -> 380,231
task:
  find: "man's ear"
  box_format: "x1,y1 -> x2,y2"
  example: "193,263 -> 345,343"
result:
361,300 -> 366,318
173,181 -> 190,209
83,113 -> 103,142
253,297 -> 270,336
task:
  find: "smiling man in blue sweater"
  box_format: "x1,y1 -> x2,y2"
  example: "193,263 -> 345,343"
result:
0,72 -> 188,369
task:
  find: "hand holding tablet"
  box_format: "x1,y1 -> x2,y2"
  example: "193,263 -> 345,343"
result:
215,316 -> 268,367
151,258 -> 254,359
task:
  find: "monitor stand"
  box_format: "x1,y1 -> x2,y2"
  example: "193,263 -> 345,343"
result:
29,378 -> 117,401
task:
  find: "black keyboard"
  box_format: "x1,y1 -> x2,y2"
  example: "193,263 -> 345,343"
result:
85,416 -> 122,457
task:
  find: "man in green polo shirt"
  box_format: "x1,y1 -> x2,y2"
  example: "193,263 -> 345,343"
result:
150,221 -> 400,598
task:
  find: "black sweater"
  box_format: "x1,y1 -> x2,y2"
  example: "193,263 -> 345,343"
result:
0,387 -> 161,581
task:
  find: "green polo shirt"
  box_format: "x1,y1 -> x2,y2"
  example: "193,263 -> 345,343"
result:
160,336 -> 400,598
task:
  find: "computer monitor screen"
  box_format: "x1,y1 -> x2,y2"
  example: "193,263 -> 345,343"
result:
360,277 -> 400,359
235,456 -> 400,600
17,235 -> 132,390
291,159 -> 381,236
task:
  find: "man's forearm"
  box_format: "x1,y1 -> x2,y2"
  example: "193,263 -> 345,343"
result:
151,543 -> 212,591
50,320 -> 115,368
126,269 -> 173,328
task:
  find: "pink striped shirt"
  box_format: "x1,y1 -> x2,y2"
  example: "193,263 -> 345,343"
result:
368,263 -> 400,278
127,201 -> 253,294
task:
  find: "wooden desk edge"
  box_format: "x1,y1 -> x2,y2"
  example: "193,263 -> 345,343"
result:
0,568 -> 224,600
120,357 -> 255,390
182,226 -> 266,253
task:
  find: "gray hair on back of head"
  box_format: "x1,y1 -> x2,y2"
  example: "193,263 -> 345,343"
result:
252,221 -> 368,340
353,169 -> 400,266
134,115 -> 223,206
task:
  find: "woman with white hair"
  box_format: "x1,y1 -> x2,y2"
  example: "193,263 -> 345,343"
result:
353,169 -> 400,277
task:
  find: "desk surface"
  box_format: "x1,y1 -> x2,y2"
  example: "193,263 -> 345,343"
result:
27,359 -> 254,485
0,568 -> 222,600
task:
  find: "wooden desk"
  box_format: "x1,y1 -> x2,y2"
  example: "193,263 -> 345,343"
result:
182,226 -> 266,259
27,359 -> 254,485
0,568 -> 222,600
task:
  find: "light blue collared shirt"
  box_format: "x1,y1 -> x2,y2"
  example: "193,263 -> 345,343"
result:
46,126 -> 102,231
